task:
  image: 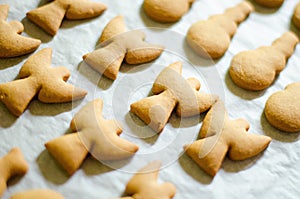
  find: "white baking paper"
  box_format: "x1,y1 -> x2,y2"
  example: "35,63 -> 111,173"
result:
0,0 -> 300,198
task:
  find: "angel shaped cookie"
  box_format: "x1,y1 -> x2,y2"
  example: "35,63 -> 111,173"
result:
27,0 -> 107,35
0,148 -> 28,197
11,189 -> 64,199
143,0 -> 194,23
130,62 -> 218,133
265,82 -> 300,133
0,48 -> 87,116
187,1 -> 254,59
184,101 -> 271,176
0,5 -> 41,58
116,161 -> 176,199
229,32 -> 298,91
45,99 -> 139,175
83,15 -> 164,80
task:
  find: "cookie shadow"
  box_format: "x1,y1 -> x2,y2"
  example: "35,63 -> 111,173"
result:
178,153 -> 213,184
81,156 -> 114,176
119,62 -> 153,74
225,70 -> 266,100
260,111 -> 300,142
21,18 -> 53,43
0,103 -> 17,128
139,6 -> 174,30
29,99 -> 82,116
249,0 -> 282,14
182,39 -> 219,67
125,112 -> 159,145
169,112 -> 204,129
77,61 -> 113,90
60,17 -> 99,30
37,150 -> 70,184
0,56 -> 28,70
222,152 -> 263,173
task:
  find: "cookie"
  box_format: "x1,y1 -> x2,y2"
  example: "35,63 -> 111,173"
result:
122,161 -> 176,199
184,101 -> 271,176
11,189 -> 64,199
45,99 -> 138,175
83,15 -> 164,80
254,0 -> 284,8
26,0 -> 107,36
0,4 -> 41,58
229,32 -> 298,91
187,1 -> 254,59
0,48 -> 87,116
143,0 -> 194,23
130,62 -> 218,133
293,2 -> 300,29
265,82 -> 300,133
0,148 -> 28,197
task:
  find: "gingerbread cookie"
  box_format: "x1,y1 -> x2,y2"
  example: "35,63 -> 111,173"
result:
83,15 -> 164,80
187,1 -> 254,59
265,82 -> 300,133
45,99 -> 138,175
254,0 -> 284,8
0,48 -> 87,116
184,101 -> 271,176
27,0 -> 107,35
119,161 -> 176,199
0,4 -> 41,58
11,189 -> 64,199
130,62 -> 218,133
229,32 -> 298,91
143,0 -> 194,23
0,148 -> 28,197
293,3 -> 300,29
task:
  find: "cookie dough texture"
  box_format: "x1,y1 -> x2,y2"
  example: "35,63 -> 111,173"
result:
26,0 -> 107,35
229,32 -> 298,91
11,189 -> 64,199
143,0 -> 194,23
0,4 -> 40,58
187,1 -> 254,59
293,2 -> 300,29
254,0 -> 284,8
265,82 -> 300,133
184,101 -> 271,176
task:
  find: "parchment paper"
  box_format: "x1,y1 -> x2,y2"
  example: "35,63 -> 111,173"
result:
0,0 -> 299,198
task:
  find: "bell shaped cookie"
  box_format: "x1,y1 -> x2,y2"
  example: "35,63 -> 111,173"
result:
187,1 -> 253,59
265,82 -> 300,133
27,0 -> 107,35
0,148 -> 28,197
83,15 -> 164,80
184,101 -> 271,176
130,62 -> 218,133
0,48 -> 87,116
0,5 -> 40,58
116,161 -> 176,199
45,99 -> 138,175
11,189 -> 64,199
143,0 -> 194,23
254,0 -> 284,8
229,32 -> 298,91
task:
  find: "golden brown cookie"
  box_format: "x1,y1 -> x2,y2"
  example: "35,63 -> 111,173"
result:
187,1 -> 254,59
11,189 -> 64,199
229,32 -> 298,91
45,99 -> 139,175
293,2 -> 300,29
265,82 -> 300,133
83,15 -> 164,80
143,0 -> 194,23
254,0 -> 284,8
118,161 -> 176,199
0,148 -> 29,197
130,62 -> 218,133
0,48 -> 87,117
184,101 -> 271,176
27,0 -> 107,35
0,4 -> 41,58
